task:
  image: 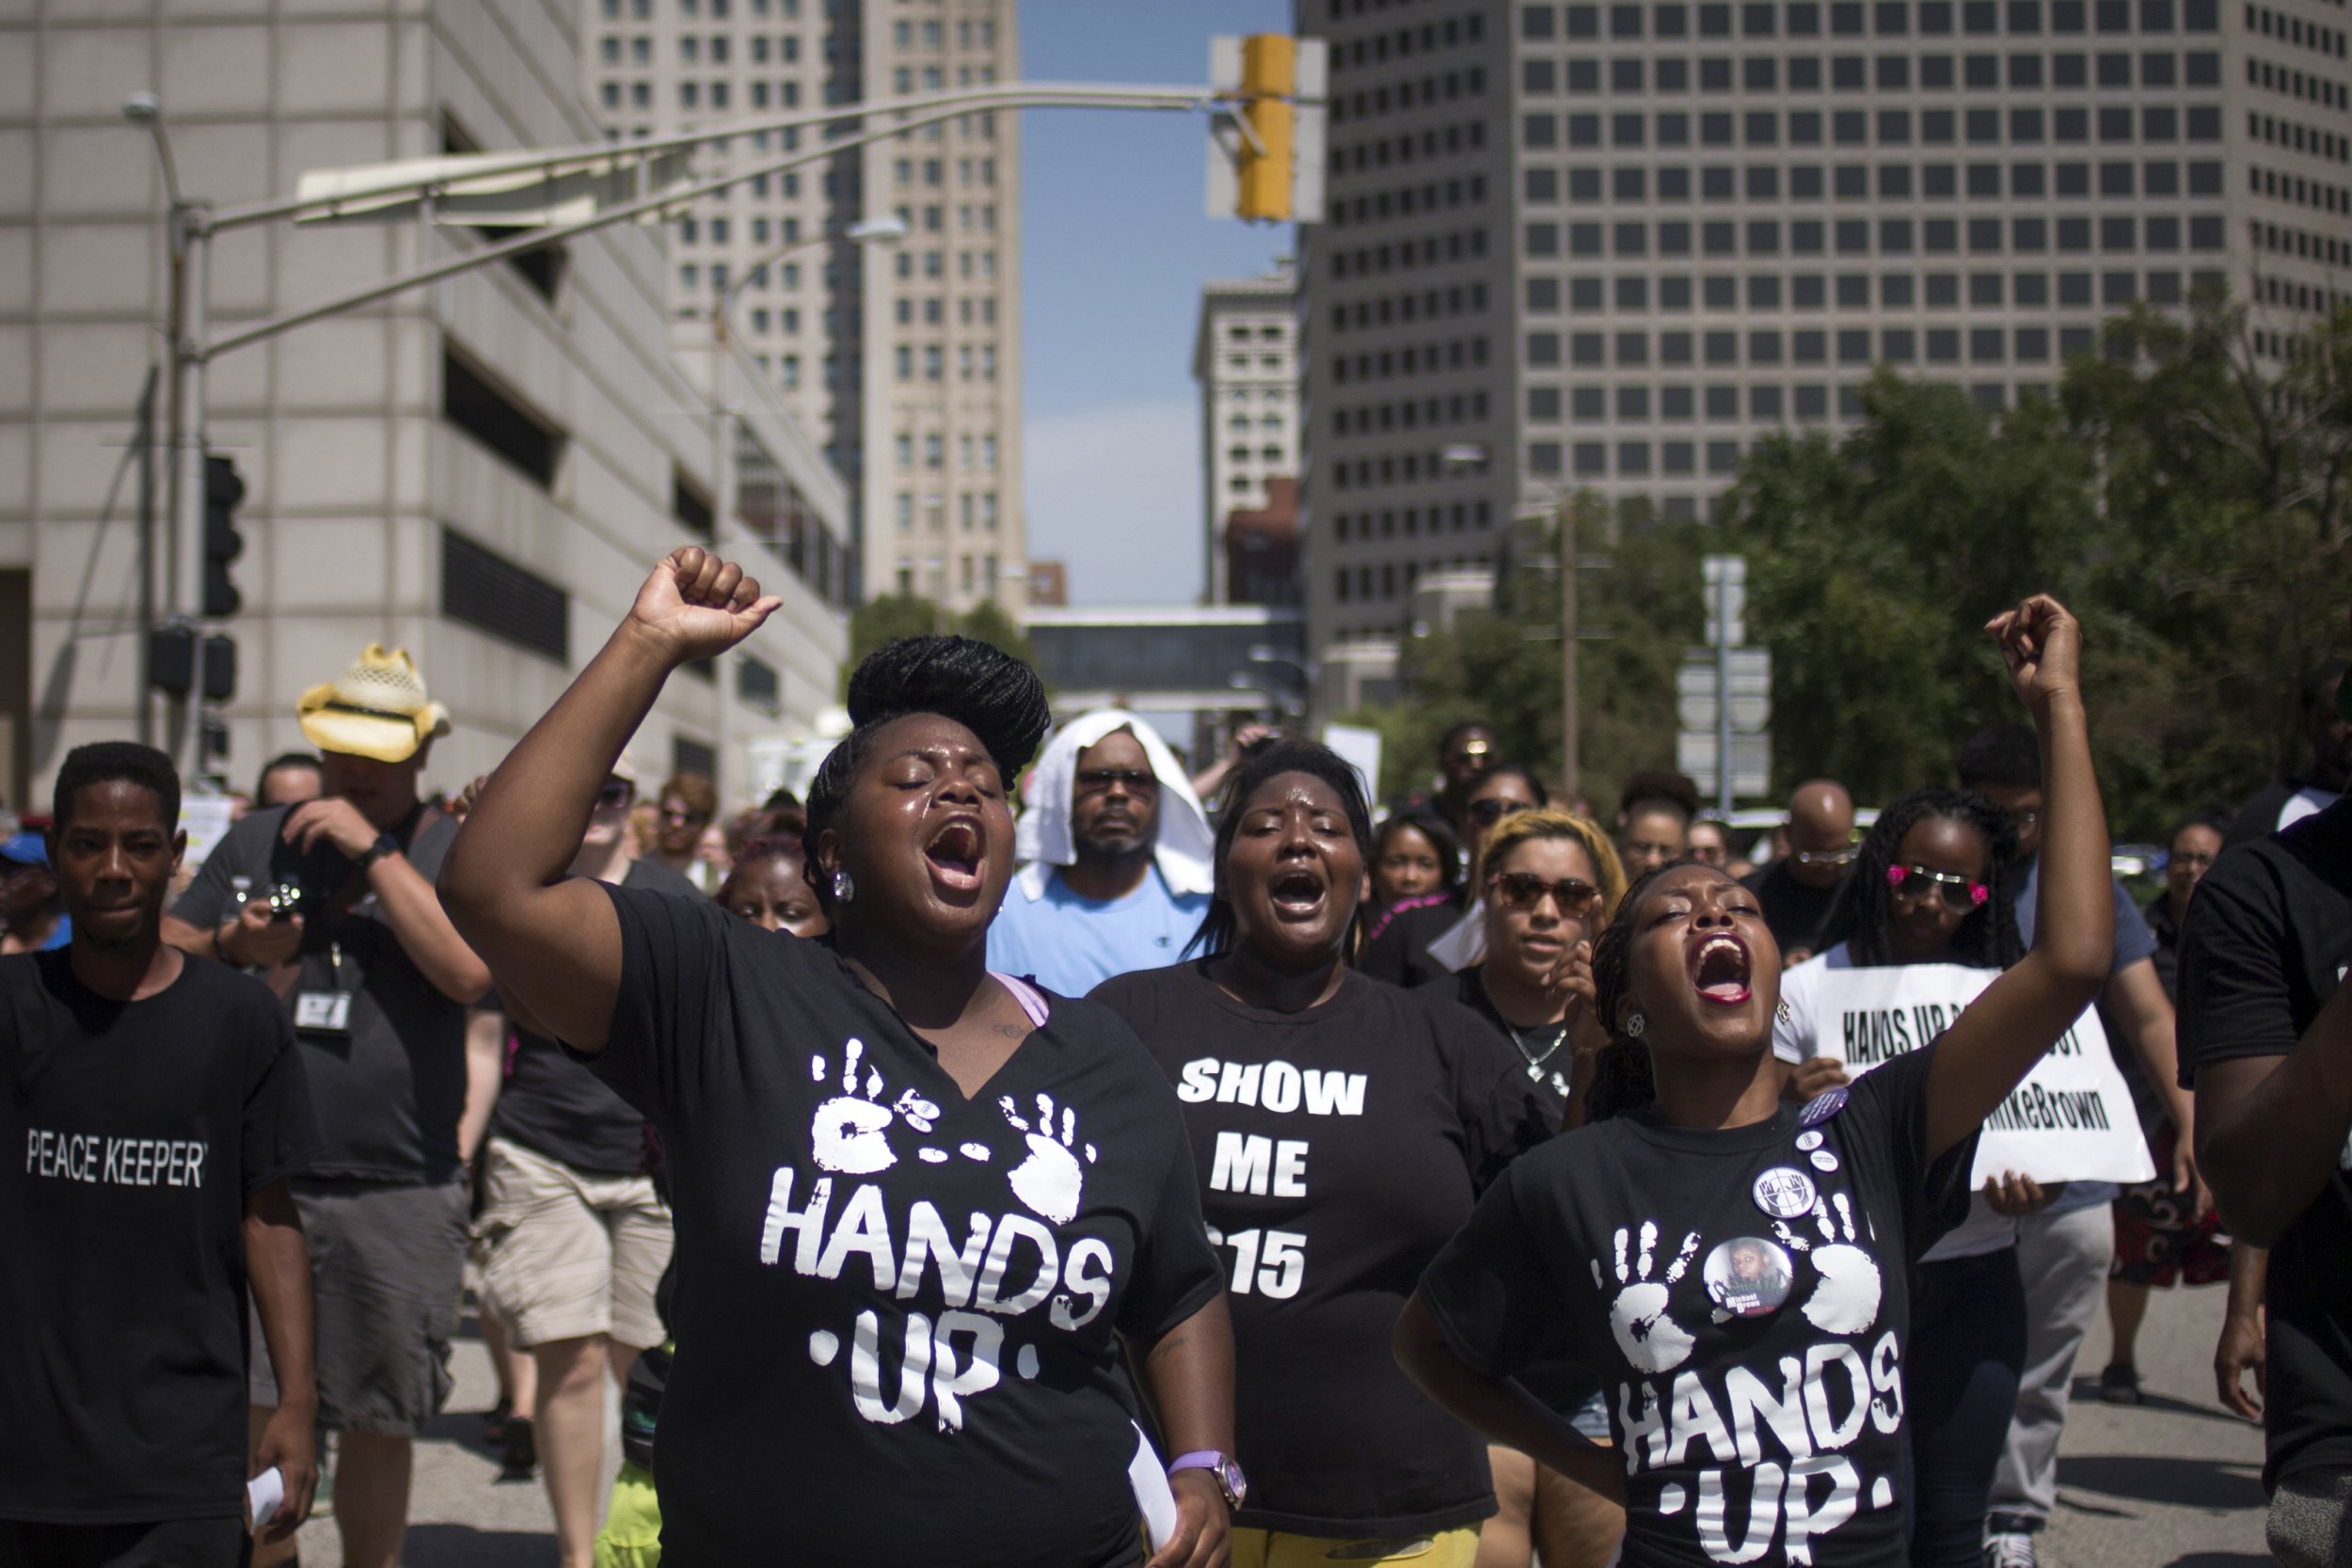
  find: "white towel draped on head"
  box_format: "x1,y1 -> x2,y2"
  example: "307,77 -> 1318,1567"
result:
1014,710 -> 1217,901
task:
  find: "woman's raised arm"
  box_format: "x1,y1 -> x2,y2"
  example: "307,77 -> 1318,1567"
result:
1921,594 -> 2113,1159
438,549 -> 780,1053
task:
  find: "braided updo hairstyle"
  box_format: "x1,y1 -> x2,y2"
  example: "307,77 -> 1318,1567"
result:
801,634 -> 1053,911
1811,785 -> 2023,970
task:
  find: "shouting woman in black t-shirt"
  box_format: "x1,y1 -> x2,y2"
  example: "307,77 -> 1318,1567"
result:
442,549 -> 1237,1568
1394,595 -> 2116,1568
1093,741 -> 1556,1568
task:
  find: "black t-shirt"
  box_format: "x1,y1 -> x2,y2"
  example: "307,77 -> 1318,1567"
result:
1420,966 -> 1574,1125
2176,797 -> 2352,1491
590,885 -> 1224,1568
491,858 -> 701,1176
1739,862 -> 1845,957
1420,1045 -> 1975,1568
1357,899 -> 1466,990
1090,960 -> 1555,1536
0,952 -> 315,1523
171,804 -> 469,1184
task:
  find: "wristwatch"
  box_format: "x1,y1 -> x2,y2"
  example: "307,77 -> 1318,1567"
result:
1168,1450 -> 1248,1512
359,832 -> 402,868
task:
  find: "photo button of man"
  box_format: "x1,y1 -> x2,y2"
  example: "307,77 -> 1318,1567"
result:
163,642 -> 491,1568
1,743 -> 321,1568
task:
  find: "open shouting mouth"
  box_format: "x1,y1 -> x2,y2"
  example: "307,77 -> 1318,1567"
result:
1691,932 -> 1753,1006
1267,865 -> 1327,920
924,816 -> 985,894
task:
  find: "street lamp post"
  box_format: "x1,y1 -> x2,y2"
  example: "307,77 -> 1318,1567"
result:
707,215 -> 904,805
1442,444 -> 1580,800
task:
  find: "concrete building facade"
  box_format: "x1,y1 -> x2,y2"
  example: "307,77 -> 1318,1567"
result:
578,0 -> 1025,613
0,0 -> 851,814
1194,258 -> 1303,605
1296,0 -> 2351,710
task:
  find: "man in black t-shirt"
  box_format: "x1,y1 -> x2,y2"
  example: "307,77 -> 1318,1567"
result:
2179,789 -> 2352,1568
2,743 -> 318,1566
1738,779 -> 1855,962
163,644 -> 490,1568
473,759 -> 694,1568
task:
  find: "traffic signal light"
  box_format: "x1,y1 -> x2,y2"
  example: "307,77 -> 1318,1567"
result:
201,634 -> 237,703
1237,36 -> 1296,223
1208,36 -> 1327,225
202,453 -> 245,619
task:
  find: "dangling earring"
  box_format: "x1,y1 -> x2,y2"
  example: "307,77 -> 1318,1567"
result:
1624,1012 -> 1645,1038
832,869 -> 856,904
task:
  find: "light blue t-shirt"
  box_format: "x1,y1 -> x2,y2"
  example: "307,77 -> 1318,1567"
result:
986,863 -> 1209,998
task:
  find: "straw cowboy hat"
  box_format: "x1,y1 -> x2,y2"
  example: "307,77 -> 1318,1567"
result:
296,643 -> 452,764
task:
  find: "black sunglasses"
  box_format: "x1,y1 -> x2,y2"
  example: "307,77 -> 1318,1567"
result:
1488,871 -> 1601,915
597,779 -> 636,809
1075,768 -> 1157,797
1468,798 -> 1534,828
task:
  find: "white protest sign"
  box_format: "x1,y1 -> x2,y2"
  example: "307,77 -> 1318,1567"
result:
1803,962 -> 2153,1185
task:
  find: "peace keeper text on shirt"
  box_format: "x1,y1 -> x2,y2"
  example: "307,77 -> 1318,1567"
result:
25,1127 -> 210,1188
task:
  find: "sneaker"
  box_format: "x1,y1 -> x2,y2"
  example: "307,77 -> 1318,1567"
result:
1983,1531 -> 2040,1568
497,1415 -> 537,1483
2098,1362 -> 2145,1404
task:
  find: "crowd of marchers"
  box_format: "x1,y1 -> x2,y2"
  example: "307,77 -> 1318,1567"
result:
3,546 -> 2346,1568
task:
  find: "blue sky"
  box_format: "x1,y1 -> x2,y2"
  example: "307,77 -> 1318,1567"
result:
1019,0 -> 1293,606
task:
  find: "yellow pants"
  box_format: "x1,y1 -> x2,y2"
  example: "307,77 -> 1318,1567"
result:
1229,1526 -> 1482,1568
591,1461 -> 662,1568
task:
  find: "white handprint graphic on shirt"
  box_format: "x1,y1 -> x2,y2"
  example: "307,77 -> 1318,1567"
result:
809,1039 -> 924,1175
994,1092 -> 1098,1225
1772,1191 -> 1883,1335
804,1042 -> 1095,1222
1593,1221 -> 1701,1373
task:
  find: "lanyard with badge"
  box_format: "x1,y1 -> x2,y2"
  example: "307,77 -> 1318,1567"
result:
294,939 -> 356,1037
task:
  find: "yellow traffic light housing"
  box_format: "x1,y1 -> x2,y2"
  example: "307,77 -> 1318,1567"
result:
1237,35 -> 1297,222
1208,34 -> 1326,225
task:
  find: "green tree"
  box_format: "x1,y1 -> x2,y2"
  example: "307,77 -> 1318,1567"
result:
1347,499 -> 1709,814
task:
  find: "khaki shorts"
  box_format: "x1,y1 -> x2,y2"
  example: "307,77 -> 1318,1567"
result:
250,1178 -> 469,1436
474,1137 -> 673,1352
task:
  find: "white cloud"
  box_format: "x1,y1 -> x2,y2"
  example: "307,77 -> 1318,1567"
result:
1023,399 -> 1204,607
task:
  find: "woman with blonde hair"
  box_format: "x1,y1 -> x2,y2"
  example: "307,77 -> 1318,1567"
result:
1407,809 -> 1627,1568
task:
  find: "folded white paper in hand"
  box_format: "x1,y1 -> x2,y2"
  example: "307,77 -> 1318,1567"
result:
246,1465 -> 285,1533
1127,1422 -> 1179,1552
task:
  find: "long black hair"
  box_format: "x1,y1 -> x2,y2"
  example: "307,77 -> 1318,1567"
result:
802,635 -> 1051,911
1813,785 -> 2024,969
1184,739 -> 1375,959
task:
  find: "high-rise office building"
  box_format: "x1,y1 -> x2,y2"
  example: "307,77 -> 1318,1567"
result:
580,0 -> 1025,611
1195,259 -> 1304,605
1298,0 -> 2351,708
0,0 -> 850,811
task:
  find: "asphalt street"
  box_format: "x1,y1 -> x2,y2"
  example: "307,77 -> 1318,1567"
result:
280,1280 -> 2270,1567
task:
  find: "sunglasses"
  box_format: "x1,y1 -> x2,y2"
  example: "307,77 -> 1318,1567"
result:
1075,768 -> 1157,797
597,780 -> 635,809
1488,870 -> 1602,915
1886,863 -> 1991,911
661,804 -> 709,825
1792,846 -> 1858,869
1468,797 -> 1534,828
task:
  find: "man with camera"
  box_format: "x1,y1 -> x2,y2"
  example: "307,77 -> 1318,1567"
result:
165,643 -> 490,1568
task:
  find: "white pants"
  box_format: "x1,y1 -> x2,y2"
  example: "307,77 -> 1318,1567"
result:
1988,1202 -> 2115,1528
